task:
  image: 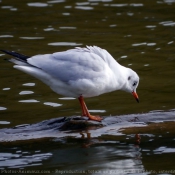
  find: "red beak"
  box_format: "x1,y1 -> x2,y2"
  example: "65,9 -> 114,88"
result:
132,91 -> 139,103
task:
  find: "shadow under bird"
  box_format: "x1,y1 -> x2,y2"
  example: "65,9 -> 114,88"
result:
1,46 -> 139,121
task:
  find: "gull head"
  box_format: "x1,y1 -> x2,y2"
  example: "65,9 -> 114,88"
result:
123,68 -> 139,103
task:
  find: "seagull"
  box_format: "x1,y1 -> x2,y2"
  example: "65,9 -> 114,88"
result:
1,46 -> 139,121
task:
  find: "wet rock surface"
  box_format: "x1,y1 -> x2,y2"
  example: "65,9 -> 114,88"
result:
0,110 -> 175,142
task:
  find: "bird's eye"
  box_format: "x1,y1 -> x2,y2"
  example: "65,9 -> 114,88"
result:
128,76 -> 131,80
133,81 -> 137,86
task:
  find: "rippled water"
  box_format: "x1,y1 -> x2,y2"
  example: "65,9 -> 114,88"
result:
1,128 -> 175,174
0,0 -> 175,174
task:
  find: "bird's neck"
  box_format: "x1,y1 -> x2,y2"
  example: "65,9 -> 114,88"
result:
104,53 -> 129,91
111,62 -> 129,91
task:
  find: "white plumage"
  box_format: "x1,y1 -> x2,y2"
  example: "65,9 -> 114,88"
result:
2,46 -> 139,121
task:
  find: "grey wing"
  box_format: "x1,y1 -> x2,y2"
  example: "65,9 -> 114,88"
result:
27,50 -> 107,84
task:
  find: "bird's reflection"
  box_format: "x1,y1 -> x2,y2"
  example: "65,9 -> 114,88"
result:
134,133 -> 142,161
80,131 -> 142,152
80,132 -> 94,148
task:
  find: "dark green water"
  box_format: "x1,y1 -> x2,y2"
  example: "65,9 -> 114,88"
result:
0,0 -> 175,174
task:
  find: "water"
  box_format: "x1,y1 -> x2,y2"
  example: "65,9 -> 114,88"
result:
0,0 -> 175,174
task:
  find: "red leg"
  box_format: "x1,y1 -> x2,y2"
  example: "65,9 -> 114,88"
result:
78,96 -> 88,116
78,96 -> 103,122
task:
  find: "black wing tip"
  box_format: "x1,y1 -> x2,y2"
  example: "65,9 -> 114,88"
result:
0,49 -> 30,61
0,49 -> 10,54
0,50 -> 13,58
1,49 -> 12,52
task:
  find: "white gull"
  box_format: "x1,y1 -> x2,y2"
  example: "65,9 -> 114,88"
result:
1,46 -> 139,121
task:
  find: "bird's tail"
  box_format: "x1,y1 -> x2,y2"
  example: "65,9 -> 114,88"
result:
0,50 -> 30,63
1,50 -> 31,66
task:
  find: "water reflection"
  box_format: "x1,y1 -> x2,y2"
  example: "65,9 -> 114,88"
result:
2,88 -> 10,90
44,102 -> 62,107
0,116 -> 175,172
22,83 -> 35,86
145,25 -> 157,28
132,42 -> 156,47
0,134 -> 144,173
48,42 -> 82,46
89,109 -> 106,113
0,121 -> 10,124
110,3 -> 144,7
59,97 -> 75,100
154,147 -> 175,154
168,41 -> 174,44
27,2 -> 48,7
19,91 -> 34,95
1,5 -> 17,11
0,151 -> 52,169
0,35 -> 13,38
75,6 -> 94,10
20,37 -> 44,40
18,99 -> 40,103
0,141 -> 142,172
44,27 -> 55,31
59,27 -> 76,29
0,107 -> 7,110
48,0 -> 65,3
